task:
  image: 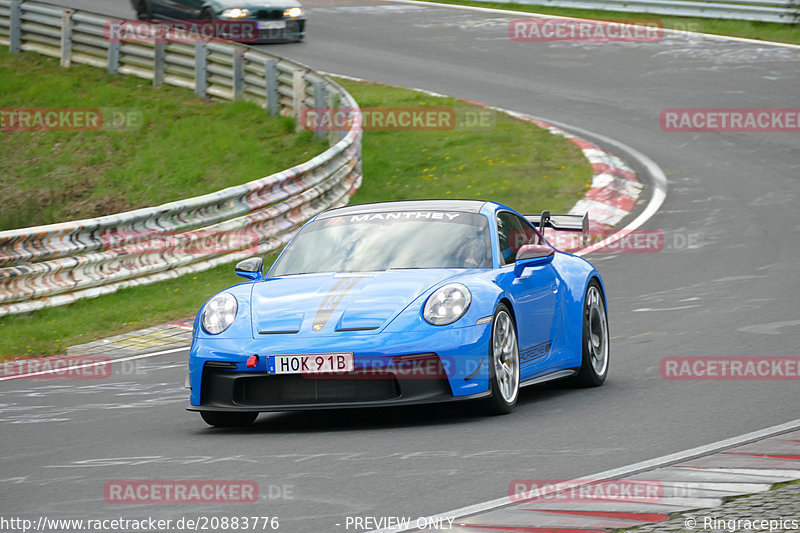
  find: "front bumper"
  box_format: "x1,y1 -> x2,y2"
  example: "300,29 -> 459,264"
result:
248,19 -> 305,42
188,325 -> 492,411
188,362 -> 490,412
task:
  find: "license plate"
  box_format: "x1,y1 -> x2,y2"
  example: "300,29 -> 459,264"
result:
269,353 -> 354,375
257,21 -> 286,30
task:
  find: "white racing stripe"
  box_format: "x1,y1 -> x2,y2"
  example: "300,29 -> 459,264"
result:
369,418 -> 800,532
0,346 -> 189,382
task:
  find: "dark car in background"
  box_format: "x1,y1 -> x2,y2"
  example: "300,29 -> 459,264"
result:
131,0 -> 306,42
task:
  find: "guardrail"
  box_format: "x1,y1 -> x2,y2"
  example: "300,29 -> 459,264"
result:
0,0 -> 363,317
492,0 -> 799,23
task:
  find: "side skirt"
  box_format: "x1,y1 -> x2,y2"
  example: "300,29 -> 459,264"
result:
520,368 -> 577,388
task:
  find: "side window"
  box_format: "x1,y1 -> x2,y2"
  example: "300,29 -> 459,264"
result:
496,212 -> 538,265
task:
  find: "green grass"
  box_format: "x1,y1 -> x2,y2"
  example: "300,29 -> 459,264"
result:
0,55 -> 591,358
421,0 -> 800,45
0,46 -> 326,231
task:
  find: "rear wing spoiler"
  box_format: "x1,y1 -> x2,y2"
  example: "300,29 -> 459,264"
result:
525,211 -> 589,245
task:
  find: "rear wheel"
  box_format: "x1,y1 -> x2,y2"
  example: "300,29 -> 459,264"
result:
569,280 -> 609,387
200,411 -> 257,428
482,304 -> 520,415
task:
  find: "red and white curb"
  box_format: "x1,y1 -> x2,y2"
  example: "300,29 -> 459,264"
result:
373,420 -> 800,533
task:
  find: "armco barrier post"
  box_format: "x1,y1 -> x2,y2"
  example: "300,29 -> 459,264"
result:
9,1 -> 21,53
313,82 -> 326,139
107,40 -> 120,74
327,91 -> 338,146
292,69 -> 305,125
195,43 -> 207,98
232,48 -> 245,101
59,9 -> 72,67
153,42 -> 165,87
265,59 -> 278,116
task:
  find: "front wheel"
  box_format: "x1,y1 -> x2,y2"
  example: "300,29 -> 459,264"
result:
482,304 -> 520,415
569,280 -> 609,387
200,410 -> 258,428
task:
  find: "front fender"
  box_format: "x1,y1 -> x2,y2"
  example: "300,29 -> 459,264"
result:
381,270 -> 505,333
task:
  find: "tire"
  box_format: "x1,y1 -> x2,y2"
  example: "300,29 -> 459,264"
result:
134,0 -> 152,20
200,410 -> 258,428
202,8 -> 217,20
569,280 -> 610,387
482,303 -> 520,415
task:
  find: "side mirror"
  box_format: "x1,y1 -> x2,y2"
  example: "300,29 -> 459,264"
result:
513,245 -> 554,276
235,257 -> 263,280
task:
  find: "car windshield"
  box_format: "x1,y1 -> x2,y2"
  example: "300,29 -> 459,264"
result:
270,210 -> 492,276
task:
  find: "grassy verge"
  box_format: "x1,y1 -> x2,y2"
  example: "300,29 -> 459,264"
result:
0,59 -> 591,357
421,0 -> 800,45
338,78 -> 591,214
0,46 -> 326,230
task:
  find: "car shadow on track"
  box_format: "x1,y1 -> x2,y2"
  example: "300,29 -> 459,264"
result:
191,383 -> 581,434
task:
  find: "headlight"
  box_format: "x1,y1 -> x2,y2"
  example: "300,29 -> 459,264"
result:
284,7 -> 303,17
202,293 -> 238,335
221,8 -> 250,18
423,283 -> 471,326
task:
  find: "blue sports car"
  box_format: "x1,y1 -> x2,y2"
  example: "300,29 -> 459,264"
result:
187,200 -> 609,427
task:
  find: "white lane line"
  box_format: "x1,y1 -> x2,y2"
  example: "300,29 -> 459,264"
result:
0,346 -> 189,382
388,0 -> 800,50
370,418 -> 800,532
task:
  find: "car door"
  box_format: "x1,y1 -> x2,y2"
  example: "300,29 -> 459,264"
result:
495,211 -> 558,380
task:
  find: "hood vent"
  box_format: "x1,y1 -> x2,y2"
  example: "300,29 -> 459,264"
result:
259,329 -> 300,335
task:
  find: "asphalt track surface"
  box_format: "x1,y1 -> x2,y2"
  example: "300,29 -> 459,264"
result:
2,2 -> 799,532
